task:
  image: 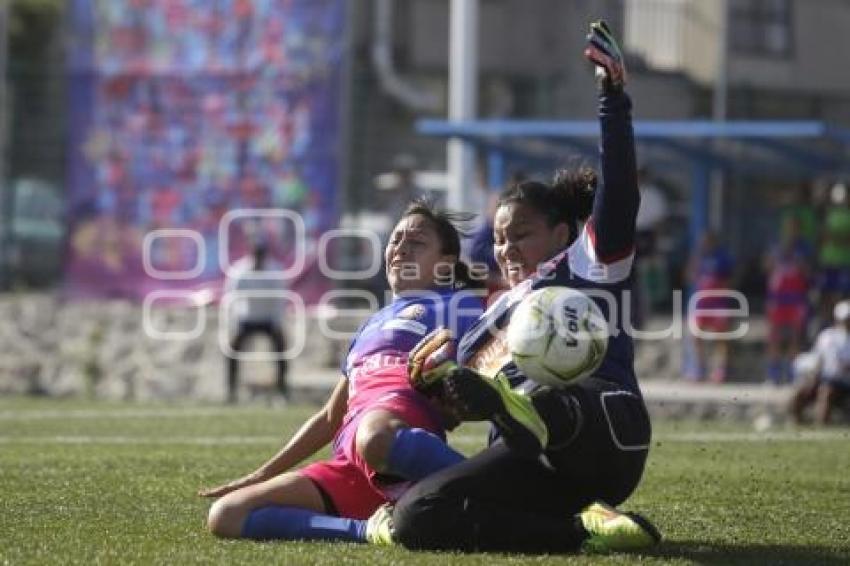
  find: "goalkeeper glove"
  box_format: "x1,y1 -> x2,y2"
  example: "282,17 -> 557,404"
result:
408,328 -> 458,395
584,20 -> 627,91
408,329 -> 549,453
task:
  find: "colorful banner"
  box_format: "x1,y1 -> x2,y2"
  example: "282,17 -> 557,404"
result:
66,0 -> 345,302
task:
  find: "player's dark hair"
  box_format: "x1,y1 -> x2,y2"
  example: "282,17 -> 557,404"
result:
399,198 -> 485,290
498,166 -> 596,245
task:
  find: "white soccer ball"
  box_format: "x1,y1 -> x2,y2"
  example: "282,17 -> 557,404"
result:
507,286 -> 609,388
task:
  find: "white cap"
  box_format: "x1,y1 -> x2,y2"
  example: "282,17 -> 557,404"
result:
835,300 -> 850,322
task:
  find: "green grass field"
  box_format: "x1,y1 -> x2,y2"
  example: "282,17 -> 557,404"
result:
1,396 -> 849,565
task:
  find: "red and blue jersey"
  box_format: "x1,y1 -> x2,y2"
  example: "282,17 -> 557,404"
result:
695,247 -> 734,290
767,239 -> 812,306
344,289 -> 485,417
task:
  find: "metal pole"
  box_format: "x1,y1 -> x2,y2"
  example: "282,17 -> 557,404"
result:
0,0 -> 9,290
710,0 -> 729,231
712,0 -> 729,123
447,0 -> 478,212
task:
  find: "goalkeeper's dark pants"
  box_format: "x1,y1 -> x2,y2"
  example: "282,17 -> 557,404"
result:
392,377 -> 650,554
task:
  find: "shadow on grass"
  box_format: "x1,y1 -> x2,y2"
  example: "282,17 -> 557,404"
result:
644,540 -> 849,565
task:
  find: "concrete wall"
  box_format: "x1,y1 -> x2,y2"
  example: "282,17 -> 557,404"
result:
625,0 -> 720,85
0,293 -> 354,402
408,0 -> 623,77
627,0 -> 850,97
729,0 -> 850,95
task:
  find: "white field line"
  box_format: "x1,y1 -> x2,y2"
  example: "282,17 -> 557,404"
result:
0,435 -> 281,445
1,407 -> 848,444
0,408 -> 259,420
0,430 -> 848,446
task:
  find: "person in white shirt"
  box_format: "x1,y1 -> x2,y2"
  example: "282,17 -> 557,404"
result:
790,300 -> 850,424
224,241 -> 288,403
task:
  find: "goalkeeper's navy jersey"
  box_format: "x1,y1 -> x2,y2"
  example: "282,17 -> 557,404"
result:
457,91 -> 641,395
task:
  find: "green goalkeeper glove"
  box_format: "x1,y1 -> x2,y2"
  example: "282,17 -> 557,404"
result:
584,20 -> 627,90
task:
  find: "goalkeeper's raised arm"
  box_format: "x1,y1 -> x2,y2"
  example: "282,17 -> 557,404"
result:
585,20 -> 640,270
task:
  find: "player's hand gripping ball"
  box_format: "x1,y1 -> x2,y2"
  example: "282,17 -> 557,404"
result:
507,286 -> 609,387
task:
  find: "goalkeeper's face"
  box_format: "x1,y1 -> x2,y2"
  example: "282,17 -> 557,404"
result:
385,214 -> 457,293
493,202 -> 570,288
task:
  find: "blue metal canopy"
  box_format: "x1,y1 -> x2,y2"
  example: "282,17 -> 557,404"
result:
417,118 -> 850,245
420,118 -> 850,140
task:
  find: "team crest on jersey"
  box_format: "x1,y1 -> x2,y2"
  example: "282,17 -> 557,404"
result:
382,303 -> 429,336
398,304 -> 427,320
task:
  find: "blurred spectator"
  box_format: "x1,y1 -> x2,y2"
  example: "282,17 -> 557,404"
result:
789,300 -> 850,425
764,215 -> 813,385
781,184 -> 818,248
817,183 -> 850,323
633,166 -> 670,327
224,240 -> 289,404
687,230 -> 735,383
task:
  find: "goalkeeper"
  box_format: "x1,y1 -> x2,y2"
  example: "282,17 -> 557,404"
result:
367,21 -> 661,554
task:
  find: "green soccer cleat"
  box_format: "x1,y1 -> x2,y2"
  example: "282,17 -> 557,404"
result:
579,502 -> 662,553
445,369 -> 549,454
365,503 -> 396,546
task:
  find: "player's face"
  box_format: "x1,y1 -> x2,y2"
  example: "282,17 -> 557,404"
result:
493,202 -> 570,288
385,214 -> 455,293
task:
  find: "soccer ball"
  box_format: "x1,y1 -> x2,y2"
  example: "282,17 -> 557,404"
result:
506,286 -> 609,387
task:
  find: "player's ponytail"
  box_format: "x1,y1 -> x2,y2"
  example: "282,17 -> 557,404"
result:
551,167 -> 596,223
551,166 -> 596,244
